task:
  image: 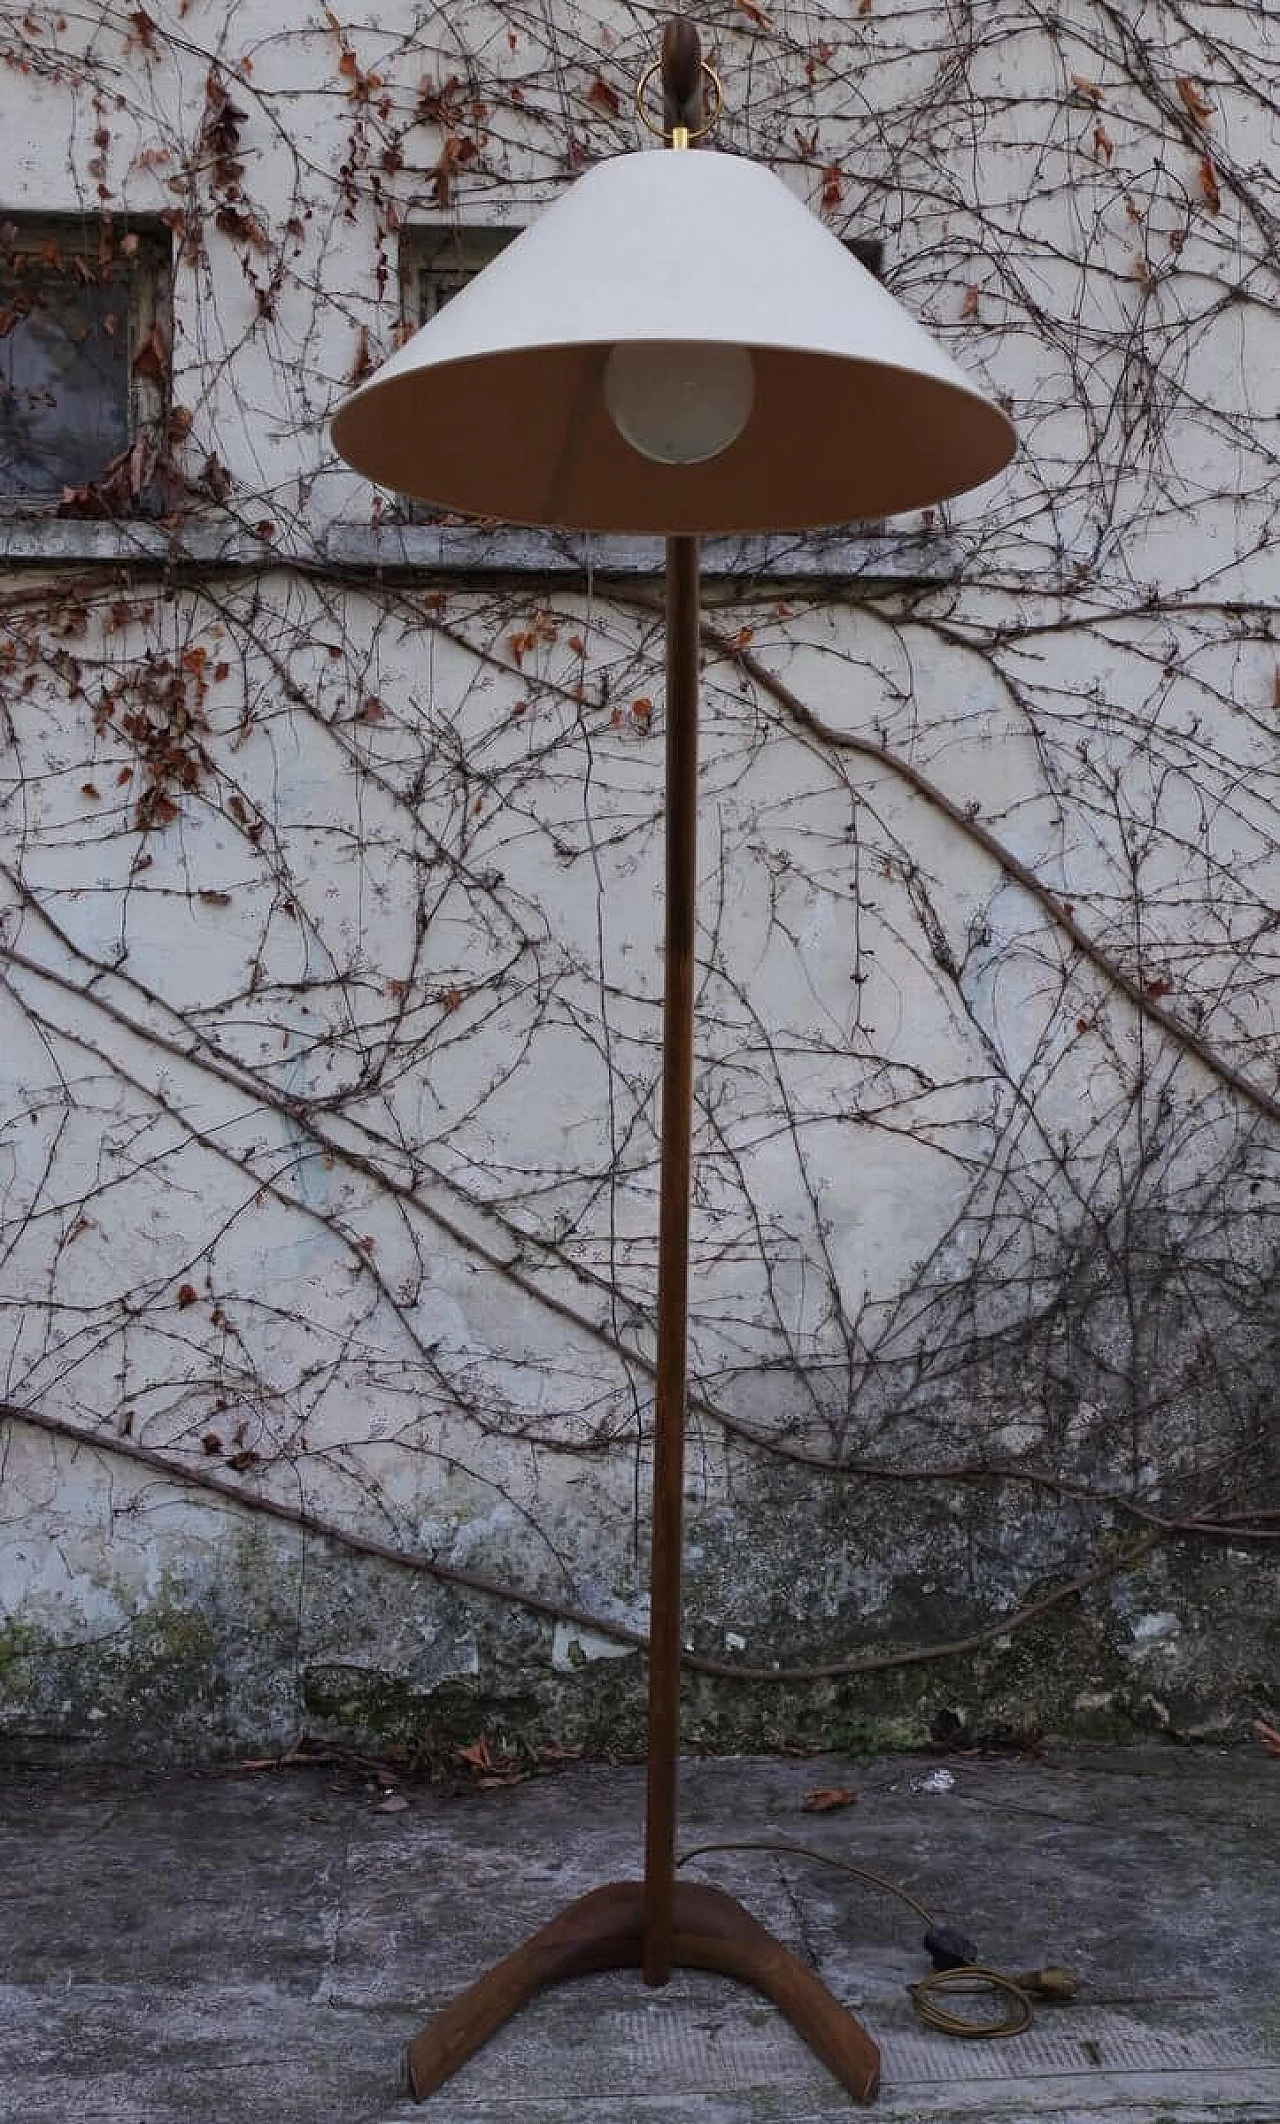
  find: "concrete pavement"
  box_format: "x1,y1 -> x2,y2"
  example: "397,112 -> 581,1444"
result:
1,1743 -> 1276,2122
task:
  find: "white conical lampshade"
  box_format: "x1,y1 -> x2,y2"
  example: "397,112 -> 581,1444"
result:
330,149 -> 1015,535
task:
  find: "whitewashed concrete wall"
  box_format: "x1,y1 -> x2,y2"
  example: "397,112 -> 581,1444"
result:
0,2 -> 1276,1757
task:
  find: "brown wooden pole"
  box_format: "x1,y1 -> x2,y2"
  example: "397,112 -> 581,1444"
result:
642,531 -> 700,1987
642,12 -> 709,1998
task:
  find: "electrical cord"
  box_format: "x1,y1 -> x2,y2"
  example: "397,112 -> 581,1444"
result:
679,1840 -> 938,1925
677,1839 -> 1079,2041
907,1965 -> 1035,2038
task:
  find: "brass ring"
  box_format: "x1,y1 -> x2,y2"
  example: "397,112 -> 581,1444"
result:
634,58 -> 724,143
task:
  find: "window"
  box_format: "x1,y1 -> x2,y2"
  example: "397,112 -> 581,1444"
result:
324,222 -> 957,585
389,226 -> 885,528
0,216 -> 169,509
402,223 -> 520,331
401,223 -> 884,338
388,225 -> 520,525
403,225 -> 881,317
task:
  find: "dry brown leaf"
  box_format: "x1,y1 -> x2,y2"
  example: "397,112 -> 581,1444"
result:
802,1786 -> 857,1812
131,324 -> 168,380
1070,73 -> 1102,105
961,284 -> 980,319
1176,76 -> 1214,126
587,75 -> 621,116
1093,122 -> 1113,162
348,327 -> 373,385
1198,156 -> 1221,213
456,1734 -> 494,1771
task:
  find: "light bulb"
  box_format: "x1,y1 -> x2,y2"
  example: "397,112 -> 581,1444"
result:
604,341 -> 754,465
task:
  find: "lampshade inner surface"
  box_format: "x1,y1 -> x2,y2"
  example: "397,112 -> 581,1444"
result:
332,338 -> 1013,536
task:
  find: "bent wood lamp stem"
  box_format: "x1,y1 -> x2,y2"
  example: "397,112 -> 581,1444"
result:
642,530 -> 700,1986
641,24 -> 705,1990
641,29 -> 705,1987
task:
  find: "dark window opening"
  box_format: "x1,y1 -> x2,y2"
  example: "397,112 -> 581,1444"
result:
0,217 -> 169,507
407,224 -> 520,328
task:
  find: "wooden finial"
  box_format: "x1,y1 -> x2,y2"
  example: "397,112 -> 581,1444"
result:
661,18 -> 706,141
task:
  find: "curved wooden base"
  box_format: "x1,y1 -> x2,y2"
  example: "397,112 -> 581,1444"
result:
401,1878 -> 879,2104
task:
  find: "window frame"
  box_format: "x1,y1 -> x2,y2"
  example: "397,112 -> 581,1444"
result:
0,212 -> 171,513
402,223 -> 521,332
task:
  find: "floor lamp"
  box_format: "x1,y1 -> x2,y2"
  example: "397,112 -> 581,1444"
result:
330,20 -> 1015,2105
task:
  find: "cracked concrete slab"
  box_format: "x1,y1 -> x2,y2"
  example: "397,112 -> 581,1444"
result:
0,1746 -> 1275,2122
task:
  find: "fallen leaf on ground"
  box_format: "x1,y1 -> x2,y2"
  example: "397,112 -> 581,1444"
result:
802,1786 -> 857,1812
456,1735 -> 494,1770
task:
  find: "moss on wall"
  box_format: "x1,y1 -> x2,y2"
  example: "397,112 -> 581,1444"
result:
1,1508 -> 1271,1764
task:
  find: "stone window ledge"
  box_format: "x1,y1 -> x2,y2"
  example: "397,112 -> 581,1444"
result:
0,513 -> 962,585
0,516 -> 279,568
323,521 -> 963,583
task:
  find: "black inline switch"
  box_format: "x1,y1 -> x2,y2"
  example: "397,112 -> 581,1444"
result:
923,1925 -> 979,1970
